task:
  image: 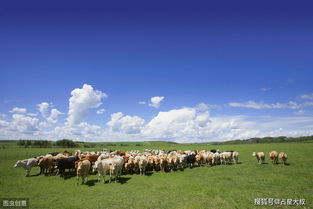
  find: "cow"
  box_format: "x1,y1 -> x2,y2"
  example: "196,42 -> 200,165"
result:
76,160 -> 91,185
160,155 -> 168,172
139,156 -> 148,175
109,156 -> 124,183
269,151 -> 279,164
38,156 -> 55,175
278,152 -> 288,165
56,156 -> 78,178
252,152 -> 265,164
186,154 -> 196,168
232,151 -> 239,164
93,159 -> 112,183
14,158 -> 38,177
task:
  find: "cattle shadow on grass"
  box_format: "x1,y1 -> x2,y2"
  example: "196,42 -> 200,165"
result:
144,171 -> 154,176
117,177 -> 131,184
62,173 -> 76,180
85,179 -> 98,187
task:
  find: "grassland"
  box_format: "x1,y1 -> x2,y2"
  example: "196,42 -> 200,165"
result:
0,141 -> 312,209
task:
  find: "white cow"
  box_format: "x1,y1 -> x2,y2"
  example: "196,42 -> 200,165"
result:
109,156 -> 124,183
14,158 -> 38,177
93,159 -> 113,183
139,156 -> 148,175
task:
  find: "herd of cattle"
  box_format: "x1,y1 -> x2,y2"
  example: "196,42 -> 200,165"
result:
13,149 -> 239,184
13,149 -> 288,184
252,151 -> 288,165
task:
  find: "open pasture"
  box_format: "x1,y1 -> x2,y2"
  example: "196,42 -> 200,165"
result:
0,142 -> 312,209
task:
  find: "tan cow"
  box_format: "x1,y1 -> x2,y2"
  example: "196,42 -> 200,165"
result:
76,160 -> 91,185
252,152 -> 265,164
278,152 -> 288,165
269,151 -> 278,164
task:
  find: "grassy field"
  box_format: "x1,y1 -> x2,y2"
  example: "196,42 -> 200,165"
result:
0,142 -> 312,209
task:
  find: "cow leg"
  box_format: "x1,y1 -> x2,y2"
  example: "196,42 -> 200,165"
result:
39,167 -> 43,175
25,169 -> 30,177
97,172 -> 101,182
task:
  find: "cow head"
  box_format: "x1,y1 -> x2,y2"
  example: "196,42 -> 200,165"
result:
14,160 -> 22,168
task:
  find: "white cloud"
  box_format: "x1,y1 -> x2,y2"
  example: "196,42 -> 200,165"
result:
38,102 -> 50,118
148,96 -> 165,108
9,107 -> 27,114
67,84 -> 107,125
27,113 -> 38,117
47,109 -> 62,123
142,107 -> 211,140
196,103 -> 209,111
96,109 -> 106,115
260,87 -> 270,92
9,114 -> 39,134
37,102 -> 62,124
300,93 -> 313,100
138,101 -> 146,105
0,120 -> 9,128
294,110 -> 305,115
107,112 -> 145,134
1,94 -> 313,142
229,101 -> 301,109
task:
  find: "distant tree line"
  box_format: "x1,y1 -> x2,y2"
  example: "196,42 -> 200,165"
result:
211,135 -> 313,145
15,135 -> 313,148
17,139 -> 79,148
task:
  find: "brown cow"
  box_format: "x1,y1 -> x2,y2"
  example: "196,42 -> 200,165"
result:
38,156 -> 55,175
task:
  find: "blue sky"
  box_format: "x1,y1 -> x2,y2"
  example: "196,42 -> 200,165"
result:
0,0 -> 313,142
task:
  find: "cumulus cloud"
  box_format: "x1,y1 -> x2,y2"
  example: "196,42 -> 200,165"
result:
9,114 -> 39,134
107,112 -> 145,134
10,107 -> 27,114
37,102 -> 62,124
142,106 -> 211,140
38,102 -> 50,118
300,93 -> 313,100
229,101 -> 301,109
47,109 -> 62,123
67,84 -> 107,125
38,102 -> 49,117
148,96 -> 165,108
96,109 -> 106,115
138,101 -> 146,105
0,120 -> 9,128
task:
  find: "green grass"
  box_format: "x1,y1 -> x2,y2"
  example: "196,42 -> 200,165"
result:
0,142 -> 312,209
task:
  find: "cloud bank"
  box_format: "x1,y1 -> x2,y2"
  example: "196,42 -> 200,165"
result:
1,85 -> 313,143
